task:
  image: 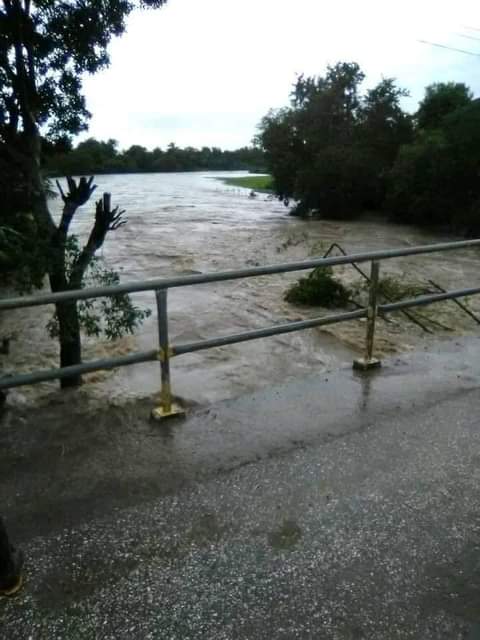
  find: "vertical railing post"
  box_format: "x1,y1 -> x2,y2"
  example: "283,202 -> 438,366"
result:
151,288 -> 184,421
353,260 -> 382,371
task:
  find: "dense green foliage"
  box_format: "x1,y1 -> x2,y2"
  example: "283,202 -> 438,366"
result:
284,267 -> 350,307
0,0 -> 168,386
387,98 -> 480,232
46,139 -> 266,176
258,64 -> 480,232
0,0 -> 167,143
220,175 -> 273,191
416,83 -> 473,131
258,63 -> 413,218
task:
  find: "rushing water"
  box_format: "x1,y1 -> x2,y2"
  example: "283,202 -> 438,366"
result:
2,171 -> 480,407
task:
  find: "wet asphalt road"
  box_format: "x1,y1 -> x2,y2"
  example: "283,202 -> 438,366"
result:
2,337 -> 480,638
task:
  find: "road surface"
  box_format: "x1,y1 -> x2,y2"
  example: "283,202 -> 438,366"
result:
1,336 -> 480,638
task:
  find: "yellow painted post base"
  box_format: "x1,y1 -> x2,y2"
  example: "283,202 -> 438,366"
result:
151,401 -> 185,421
353,357 -> 382,371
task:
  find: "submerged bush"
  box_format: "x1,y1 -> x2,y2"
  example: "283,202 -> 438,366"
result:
285,266 -> 350,307
350,275 -> 426,305
377,277 -> 425,301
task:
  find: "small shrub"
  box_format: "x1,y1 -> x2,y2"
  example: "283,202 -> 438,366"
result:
351,275 -> 425,302
285,266 -> 350,307
378,277 -> 425,301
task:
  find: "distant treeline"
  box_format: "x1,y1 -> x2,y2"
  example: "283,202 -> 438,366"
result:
45,139 -> 266,176
258,62 -> 480,234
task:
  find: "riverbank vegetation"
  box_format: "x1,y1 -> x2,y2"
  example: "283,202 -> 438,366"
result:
45,139 -> 266,176
258,62 -> 480,234
220,175 -> 273,192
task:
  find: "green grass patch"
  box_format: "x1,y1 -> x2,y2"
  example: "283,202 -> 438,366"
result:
220,175 -> 273,192
285,267 -> 351,307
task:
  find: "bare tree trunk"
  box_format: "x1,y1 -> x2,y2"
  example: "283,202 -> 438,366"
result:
49,270 -> 83,388
26,130 -> 84,387
5,2 -> 93,391
55,300 -> 82,388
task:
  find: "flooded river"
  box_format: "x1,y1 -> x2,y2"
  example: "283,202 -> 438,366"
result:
2,171 -> 480,407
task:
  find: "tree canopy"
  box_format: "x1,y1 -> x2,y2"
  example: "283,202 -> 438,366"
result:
0,0 -> 169,387
258,63 -> 413,217
258,63 -> 480,233
45,139 -> 266,175
387,97 -> 480,230
416,82 -> 473,131
0,0 -> 167,143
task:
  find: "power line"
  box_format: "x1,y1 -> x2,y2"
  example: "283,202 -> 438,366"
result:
418,39 -> 480,57
456,32 -> 480,42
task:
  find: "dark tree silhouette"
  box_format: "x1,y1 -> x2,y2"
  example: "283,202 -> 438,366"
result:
0,0 -> 167,386
258,63 -> 412,217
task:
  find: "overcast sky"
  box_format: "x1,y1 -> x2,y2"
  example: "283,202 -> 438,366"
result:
81,0 -> 480,150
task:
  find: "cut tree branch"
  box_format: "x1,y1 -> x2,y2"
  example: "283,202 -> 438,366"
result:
69,193 -> 126,286
56,176 -> 97,239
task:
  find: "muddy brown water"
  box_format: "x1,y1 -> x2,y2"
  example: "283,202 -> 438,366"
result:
2,171 -> 480,409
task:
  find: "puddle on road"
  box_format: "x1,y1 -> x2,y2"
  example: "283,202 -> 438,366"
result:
268,518 -> 303,551
187,513 -> 224,546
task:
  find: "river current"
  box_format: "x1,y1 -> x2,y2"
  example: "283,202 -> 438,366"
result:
2,171 -> 480,407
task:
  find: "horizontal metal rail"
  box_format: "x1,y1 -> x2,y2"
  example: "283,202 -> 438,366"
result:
379,286 -> 480,313
2,283 -> 480,392
173,309 -> 367,356
0,312 -> 367,390
1,238 -> 480,414
0,350 -> 159,390
0,238 -> 479,311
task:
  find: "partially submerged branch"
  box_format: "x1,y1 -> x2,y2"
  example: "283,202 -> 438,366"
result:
56,175 -> 97,238
70,192 -> 126,286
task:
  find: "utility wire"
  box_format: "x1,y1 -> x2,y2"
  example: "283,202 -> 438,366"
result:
455,32 -> 480,42
418,39 -> 480,57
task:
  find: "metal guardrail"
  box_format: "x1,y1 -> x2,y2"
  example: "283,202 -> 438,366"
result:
1,238 -> 480,419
